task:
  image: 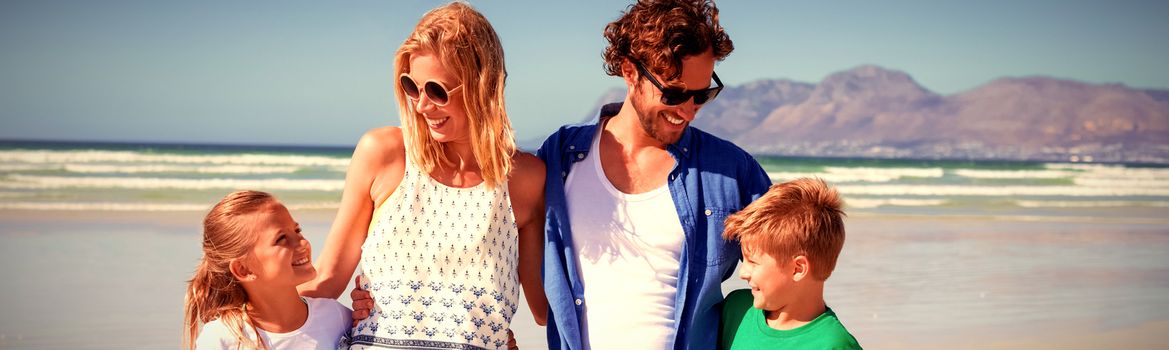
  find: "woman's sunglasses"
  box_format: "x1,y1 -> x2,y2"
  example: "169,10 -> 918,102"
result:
635,61 -> 723,106
399,73 -> 462,106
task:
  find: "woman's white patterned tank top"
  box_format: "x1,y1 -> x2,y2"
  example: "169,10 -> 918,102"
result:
348,152 -> 519,350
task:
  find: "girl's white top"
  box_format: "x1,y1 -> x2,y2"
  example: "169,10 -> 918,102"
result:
195,297 -> 351,350
349,149 -> 520,350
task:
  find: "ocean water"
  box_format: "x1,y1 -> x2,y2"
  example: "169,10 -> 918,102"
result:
2,140 -> 1168,222
0,141 -> 352,211
2,140 -> 1169,349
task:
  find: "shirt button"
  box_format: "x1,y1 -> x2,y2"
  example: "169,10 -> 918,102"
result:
575,299 -> 583,306
577,153 -> 584,159
683,147 -> 688,152
705,209 -> 712,216
569,145 -> 575,150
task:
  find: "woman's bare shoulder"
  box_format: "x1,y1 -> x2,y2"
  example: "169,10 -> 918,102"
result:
352,127 -> 406,165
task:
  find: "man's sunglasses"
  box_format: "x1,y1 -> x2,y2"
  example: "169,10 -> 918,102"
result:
635,61 -> 723,106
399,73 -> 462,106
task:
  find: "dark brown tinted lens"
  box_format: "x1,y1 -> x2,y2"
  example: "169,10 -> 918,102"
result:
400,76 -> 420,98
661,89 -> 689,106
424,81 -> 449,104
693,89 -> 716,105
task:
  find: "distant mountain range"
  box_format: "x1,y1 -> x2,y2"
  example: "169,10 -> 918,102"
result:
559,65 -> 1169,164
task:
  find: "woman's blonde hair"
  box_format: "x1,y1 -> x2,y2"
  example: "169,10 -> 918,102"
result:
183,190 -> 278,350
394,1 -> 516,188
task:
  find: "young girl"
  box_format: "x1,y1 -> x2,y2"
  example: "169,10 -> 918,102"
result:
184,190 -> 350,349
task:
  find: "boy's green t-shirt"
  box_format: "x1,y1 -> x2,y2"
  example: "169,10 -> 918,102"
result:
719,289 -> 861,350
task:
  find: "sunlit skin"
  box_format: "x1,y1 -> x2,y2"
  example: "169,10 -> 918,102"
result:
739,245 -> 827,331
739,247 -> 789,311
409,53 -> 472,150
406,52 -> 483,186
628,50 -> 716,147
598,50 -> 716,195
231,203 -> 315,333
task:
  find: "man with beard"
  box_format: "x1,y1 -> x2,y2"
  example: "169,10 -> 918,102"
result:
537,1 -> 772,349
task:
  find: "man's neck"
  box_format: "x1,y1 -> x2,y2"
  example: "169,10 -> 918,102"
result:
764,285 -> 827,331
595,102 -> 676,194
243,286 -> 309,333
607,101 -> 670,152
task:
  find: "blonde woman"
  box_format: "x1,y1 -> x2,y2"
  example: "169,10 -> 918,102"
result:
297,2 -> 547,349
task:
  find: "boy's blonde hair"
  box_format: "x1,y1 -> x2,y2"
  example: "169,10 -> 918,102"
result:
723,178 -> 846,281
183,190 -> 278,350
394,1 -> 516,188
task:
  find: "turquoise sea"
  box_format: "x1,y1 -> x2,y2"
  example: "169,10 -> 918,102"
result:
2,140 -> 1168,222
2,140 -> 1168,349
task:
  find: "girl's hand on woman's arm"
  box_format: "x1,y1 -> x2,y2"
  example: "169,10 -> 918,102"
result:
350,275 -> 374,326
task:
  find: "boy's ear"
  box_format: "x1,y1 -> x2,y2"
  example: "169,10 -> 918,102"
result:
229,258 -> 256,282
791,255 -> 811,282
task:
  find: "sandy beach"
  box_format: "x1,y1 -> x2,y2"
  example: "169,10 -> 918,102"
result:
806,213 -> 1169,349
2,209 -> 1168,349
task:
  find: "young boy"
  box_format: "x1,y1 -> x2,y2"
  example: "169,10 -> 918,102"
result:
719,178 -> 861,349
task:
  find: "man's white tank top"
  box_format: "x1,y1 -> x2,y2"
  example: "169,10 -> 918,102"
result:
565,128 -> 685,350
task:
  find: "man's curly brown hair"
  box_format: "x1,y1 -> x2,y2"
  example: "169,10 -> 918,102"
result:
602,0 -> 733,84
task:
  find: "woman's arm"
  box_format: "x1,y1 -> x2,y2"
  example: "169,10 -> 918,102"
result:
298,127 -> 406,298
510,152 -> 549,326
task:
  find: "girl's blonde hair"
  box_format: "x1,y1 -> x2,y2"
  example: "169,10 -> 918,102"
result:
394,1 -> 516,188
183,190 -> 278,350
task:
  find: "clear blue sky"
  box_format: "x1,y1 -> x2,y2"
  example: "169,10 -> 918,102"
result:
2,0 -> 1167,146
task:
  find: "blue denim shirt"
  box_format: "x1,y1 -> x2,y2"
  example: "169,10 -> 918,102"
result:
537,103 -> 773,350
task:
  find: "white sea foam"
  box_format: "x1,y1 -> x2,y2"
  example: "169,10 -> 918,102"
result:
0,175 -> 344,191
0,202 -> 210,211
0,150 -> 349,167
1073,177 -> 1169,188
846,198 -> 949,209
769,172 -> 901,183
0,201 -> 342,211
1045,163 -> 1169,179
61,164 -> 304,174
1014,200 -> 1169,208
824,166 -> 944,178
952,169 -> 1073,179
0,164 -> 57,172
833,184 -> 1169,197
770,167 -> 944,183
